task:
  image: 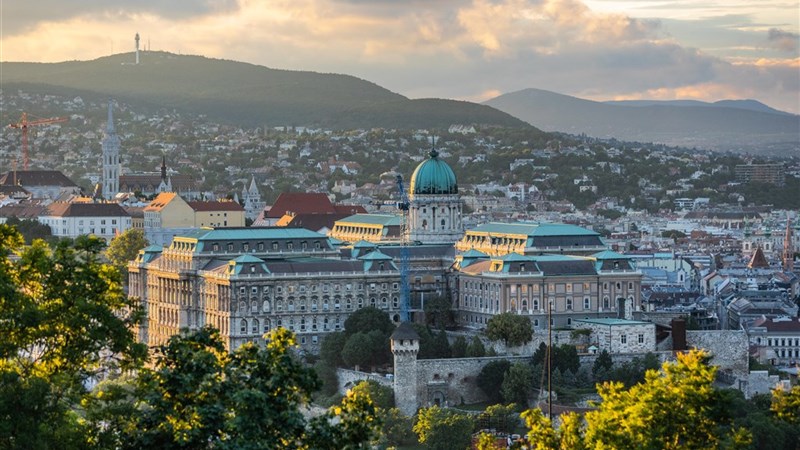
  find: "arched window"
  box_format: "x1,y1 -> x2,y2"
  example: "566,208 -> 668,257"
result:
603,297 -> 610,309
263,319 -> 270,333
584,297 -> 590,310
276,300 -> 283,311
533,299 -> 539,311
566,298 -> 573,310
240,319 -> 247,334
263,300 -> 271,312
422,219 -> 428,229
252,318 -> 259,334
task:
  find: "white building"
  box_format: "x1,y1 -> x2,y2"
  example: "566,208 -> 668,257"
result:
40,202 -> 131,242
574,318 -> 656,354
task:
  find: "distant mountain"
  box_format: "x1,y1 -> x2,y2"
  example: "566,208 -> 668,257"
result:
485,88 -> 800,152
2,52 -> 527,130
604,99 -> 792,116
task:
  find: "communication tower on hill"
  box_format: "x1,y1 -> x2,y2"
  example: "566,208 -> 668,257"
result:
135,33 -> 140,64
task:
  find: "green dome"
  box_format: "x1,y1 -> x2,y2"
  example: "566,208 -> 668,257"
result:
409,149 -> 458,195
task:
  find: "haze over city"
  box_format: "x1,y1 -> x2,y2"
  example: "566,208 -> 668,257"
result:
2,0 -> 799,114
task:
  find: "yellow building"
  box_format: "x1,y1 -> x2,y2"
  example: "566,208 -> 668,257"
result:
143,192 -> 194,229
188,200 -> 245,228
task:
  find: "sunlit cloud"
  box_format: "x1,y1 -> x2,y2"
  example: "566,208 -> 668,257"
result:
1,0 -> 798,113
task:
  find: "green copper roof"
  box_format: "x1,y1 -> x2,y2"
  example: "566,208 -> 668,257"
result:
231,254 -> 266,263
461,249 -> 489,258
499,253 -> 535,262
592,250 -> 630,260
338,214 -> 400,226
359,250 -> 394,261
196,227 -> 326,240
409,149 -> 458,195
575,318 -> 651,326
469,222 -> 600,237
353,240 -> 378,248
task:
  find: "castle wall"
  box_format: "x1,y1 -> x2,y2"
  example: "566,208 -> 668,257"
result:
414,356 -> 530,407
336,368 -> 393,393
686,330 -> 749,381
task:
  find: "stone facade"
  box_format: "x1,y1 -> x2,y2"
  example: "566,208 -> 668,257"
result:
574,319 -> 656,354
686,330 -> 749,382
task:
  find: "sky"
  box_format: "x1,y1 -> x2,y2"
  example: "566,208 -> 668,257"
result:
2,0 -> 799,114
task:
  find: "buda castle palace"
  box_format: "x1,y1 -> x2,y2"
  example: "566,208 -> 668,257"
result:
129,149 -> 642,351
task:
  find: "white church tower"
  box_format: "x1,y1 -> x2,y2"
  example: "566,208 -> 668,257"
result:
101,100 -> 121,199
241,176 -> 265,221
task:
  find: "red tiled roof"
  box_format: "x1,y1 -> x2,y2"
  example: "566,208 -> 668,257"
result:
187,201 -> 245,212
333,204 -> 367,215
0,170 -> 78,187
752,317 -> 800,332
0,203 -> 47,219
266,193 -> 336,218
45,202 -> 129,218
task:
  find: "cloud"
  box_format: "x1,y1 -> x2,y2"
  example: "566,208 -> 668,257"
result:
2,0 -> 239,35
768,28 -> 800,52
1,0 -> 798,113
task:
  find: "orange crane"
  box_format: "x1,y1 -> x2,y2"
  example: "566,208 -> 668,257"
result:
8,112 -> 68,171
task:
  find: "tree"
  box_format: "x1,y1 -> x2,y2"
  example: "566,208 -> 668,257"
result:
478,403 -> 519,434
501,363 -> 534,407
451,336 -> 468,358
477,360 -> 511,404
342,332 -> 378,370
351,380 -> 394,410
344,306 -> 394,337
87,327 -> 380,450
423,295 -> 453,330
0,227 -> 146,450
592,350 -> 613,381
485,312 -> 533,347
771,385 -> 800,425
466,336 -> 486,357
4,217 -> 52,244
519,350 -> 753,450
105,228 -> 148,276
413,405 -> 474,450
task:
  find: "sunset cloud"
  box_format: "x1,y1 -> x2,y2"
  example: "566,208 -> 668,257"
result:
1,0 -> 797,113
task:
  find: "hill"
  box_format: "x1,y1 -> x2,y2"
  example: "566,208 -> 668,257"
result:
485,88 -> 800,152
2,52 -> 528,130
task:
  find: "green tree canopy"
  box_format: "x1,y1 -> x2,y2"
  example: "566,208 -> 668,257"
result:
466,336 -> 487,357
413,405 -> 474,450
85,327 -> 380,450
0,226 -> 146,450
521,350 -> 753,450
501,362 -> 534,407
485,312 -> 533,347
423,295 -> 453,330
477,360 -> 511,405
105,228 -> 148,275
344,306 -> 394,337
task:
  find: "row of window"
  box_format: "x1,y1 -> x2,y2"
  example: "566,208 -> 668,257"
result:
767,338 -> 800,347
211,240 -> 324,252
461,296 -> 627,311
237,282 -> 397,295
236,296 -> 400,314
462,281 -> 636,293
619,334 -> 646,344
238,316 -> 343,335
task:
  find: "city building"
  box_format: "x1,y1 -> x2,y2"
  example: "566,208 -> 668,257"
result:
39,202 -> 131,241
129,228 -> 402,351
574,318 -> 656,354
748,316 -> 800,366
0,170 -> 81,202
454,222 -> 607,257
454,249 -> 642,329
407,149 -> 463,244
735,164 -> 785,186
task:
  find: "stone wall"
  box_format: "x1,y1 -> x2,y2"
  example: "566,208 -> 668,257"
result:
686,330 -> 749,381
414,356 -> 530,407
746,370 -> 780,399
336,368 -> 392,394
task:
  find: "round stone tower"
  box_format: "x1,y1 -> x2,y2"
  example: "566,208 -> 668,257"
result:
391,322 -> 420,416
408,149 -> 463,244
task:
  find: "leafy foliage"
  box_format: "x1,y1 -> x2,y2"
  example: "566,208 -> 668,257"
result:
413,405 -> 474,450
771,385 -> 800,425
501,363 -> 534,407
477,361 -> 511,404
105,228 -> 148,276
485,312 -> 533,347
3,217 -> 52,244
520,350 -> 754,450
466,336 -> 487,357
0,226 -> 145,450
423,295 -> 454,330
85,327 -> 381,449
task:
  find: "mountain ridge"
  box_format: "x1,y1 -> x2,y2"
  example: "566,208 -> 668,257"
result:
1,52 -> 529,130
484,88 -> 800,152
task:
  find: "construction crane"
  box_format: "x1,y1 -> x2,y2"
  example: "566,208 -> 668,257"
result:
396,174 -> 412,322
8,112 -> 68,171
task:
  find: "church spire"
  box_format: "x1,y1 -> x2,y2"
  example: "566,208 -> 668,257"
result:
161,155 -> 167,181
784,214 -> 794,272
106,99 -> 115,134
